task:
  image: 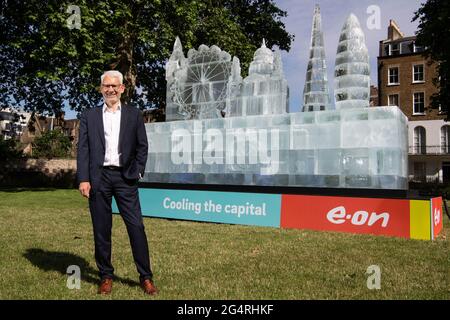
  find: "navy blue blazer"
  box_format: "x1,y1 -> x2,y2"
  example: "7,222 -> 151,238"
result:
76,104 -> 148,191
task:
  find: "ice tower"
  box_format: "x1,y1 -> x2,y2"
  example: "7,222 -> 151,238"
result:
228,40 -> 288,117
302,5 -> 330,112
334,14 -> 370,110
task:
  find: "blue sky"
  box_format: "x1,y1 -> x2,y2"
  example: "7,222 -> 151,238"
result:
64,0 -> 423,119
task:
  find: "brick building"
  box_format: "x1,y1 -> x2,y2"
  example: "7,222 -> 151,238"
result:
378,20 -> 450,184
369,85 -> 379,107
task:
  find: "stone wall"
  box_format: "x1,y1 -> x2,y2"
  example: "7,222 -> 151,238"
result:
0,158 -> 77,188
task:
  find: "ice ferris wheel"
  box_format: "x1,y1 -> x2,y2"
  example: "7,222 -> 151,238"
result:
166,42 -> 239,120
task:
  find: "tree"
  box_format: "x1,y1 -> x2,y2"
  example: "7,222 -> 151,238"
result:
32,128 -> 71,158
0,135 -> 24,161
1,0 -> 293,117
413,0 -> 450,116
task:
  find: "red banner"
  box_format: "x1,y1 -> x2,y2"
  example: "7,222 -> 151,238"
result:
281,195 -> 411,238
431,197 -> 443,239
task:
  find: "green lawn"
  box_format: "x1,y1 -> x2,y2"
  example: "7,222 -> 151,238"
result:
0,188 -> 448,300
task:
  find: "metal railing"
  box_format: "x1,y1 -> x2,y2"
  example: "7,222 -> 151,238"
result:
409,175 -> 441,183
409,145 -> 450,155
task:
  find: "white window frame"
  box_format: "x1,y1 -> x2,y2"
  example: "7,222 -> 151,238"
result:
388,93 -> 399,107
388,66 -> 400,86
390,43 -> 401,56
414,126 -> 426,154
413,92 -> 425,115
413,63 -> 425,83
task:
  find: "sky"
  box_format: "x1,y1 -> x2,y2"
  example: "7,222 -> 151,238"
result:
63,0 -> 424,119
274,0 -> 423,112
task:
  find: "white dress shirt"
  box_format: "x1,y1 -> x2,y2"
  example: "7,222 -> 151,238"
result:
103,103 -> 122,167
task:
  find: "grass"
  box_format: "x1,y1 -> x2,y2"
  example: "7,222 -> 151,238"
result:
0,188 -> 449,300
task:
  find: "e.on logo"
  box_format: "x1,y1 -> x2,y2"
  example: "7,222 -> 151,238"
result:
434,208 -> 441,226
326,206 -> 390,228
280,195 -> 410,238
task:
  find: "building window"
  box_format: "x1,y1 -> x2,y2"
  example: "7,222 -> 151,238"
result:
413,92 -> 425,114
443,162 -> 450,184
390,43 -> 400,56
413,64 -> 424,83
384,44 -> 390,56
388,94 -> 399,107
388,67 -> 399,85
414,126 -> 426,155
413,43 -> 424,53
441,125 -> 450,154
413,162 -> 426,182
402,41 -> 414,55
319,105 -> 325,111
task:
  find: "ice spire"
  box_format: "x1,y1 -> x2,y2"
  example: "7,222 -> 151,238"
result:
166,36 -> 186,81
302,4 -> 330,112
334,14 -> 370,110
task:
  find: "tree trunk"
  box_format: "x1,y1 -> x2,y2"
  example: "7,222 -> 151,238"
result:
110,33 -> 136,106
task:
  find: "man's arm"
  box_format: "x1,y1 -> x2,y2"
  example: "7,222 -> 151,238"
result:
135,110 -> 148,178
77,110 -> 91,197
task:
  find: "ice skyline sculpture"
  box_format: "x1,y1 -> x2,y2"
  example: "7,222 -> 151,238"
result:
227,39 -> 289,117
302,5 -> 331,112
334,14 -> 370,110
142,12 -> 409,190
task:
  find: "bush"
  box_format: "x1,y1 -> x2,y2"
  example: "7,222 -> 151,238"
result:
409,182 -> 450,199
32,129 -> 71,159
0,135 -> 24,161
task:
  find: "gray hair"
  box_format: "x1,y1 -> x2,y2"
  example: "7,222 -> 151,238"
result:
101,70 -> 123,84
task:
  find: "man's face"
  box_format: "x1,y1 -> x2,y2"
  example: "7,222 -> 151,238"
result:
101,75 -> 125,106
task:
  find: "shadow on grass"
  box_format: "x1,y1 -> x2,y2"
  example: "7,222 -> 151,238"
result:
23,248 -> 140,287
0,188 -> 58,192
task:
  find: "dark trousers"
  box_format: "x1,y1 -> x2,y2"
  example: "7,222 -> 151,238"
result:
89,167 -> 153,281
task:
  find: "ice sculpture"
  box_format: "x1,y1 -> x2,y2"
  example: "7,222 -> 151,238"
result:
165,37 -> 241,120
334,14 -> 370,110
142,12 -> 409,190
302,5 -> 331,112
144,107 -> 408,189
228,40 -> 289,117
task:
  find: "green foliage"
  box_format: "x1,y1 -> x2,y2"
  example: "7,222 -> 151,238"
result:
32,129 -> 71,158
410,182 -> 450,199
0,135 -> 24,161
1,0 -> 294,116
413,0 -> 450,116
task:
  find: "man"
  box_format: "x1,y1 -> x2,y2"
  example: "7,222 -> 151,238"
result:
77,70 -> 158,295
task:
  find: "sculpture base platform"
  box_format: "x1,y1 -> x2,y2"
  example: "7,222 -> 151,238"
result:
113,183 -> 443,241
145,106 -> 409,190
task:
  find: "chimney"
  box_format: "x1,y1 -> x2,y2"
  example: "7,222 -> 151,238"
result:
387,20 -> 404,41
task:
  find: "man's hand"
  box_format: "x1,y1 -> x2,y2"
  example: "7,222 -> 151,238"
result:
79,182 -> 91,198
